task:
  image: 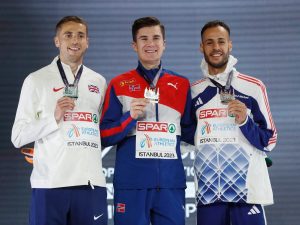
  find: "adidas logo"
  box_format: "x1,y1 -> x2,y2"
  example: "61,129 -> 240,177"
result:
195,97 -> 203,107
248,205 -> 261,215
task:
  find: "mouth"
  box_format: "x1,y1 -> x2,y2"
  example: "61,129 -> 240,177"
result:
210,51 -> 222,57
68,47 -> 80,52
145,49 -> 157,53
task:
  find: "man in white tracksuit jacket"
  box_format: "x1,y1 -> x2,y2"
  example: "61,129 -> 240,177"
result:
11,16 -> 107,225
191,20 -> 277,225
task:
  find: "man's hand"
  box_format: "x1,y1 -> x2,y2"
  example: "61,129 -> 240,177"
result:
228,99 -> 247,124
54,97 -> 75,123
130,98 -> 149,120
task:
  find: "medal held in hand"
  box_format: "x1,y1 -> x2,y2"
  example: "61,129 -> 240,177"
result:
209,70 -> 235,116
209,70 -> 235,105
63,84 -> 78,99
220,88 -> 235,105
144,87 -> 159,103
57,58 -> 83,99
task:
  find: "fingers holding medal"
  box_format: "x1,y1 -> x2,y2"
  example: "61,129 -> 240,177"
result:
130,98 -> 149,120
228,100 -> 247,124
55,97 -> 76,123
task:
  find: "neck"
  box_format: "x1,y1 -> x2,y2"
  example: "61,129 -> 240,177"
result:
208,65 -> 226,76
70,63 -> 80,75
60,57 -> 82,75
140,61 -> 160,70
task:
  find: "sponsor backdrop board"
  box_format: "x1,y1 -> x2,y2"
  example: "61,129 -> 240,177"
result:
1,1 -> 300,225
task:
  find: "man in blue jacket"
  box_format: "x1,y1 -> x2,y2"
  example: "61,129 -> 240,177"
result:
100,16 -> 194,225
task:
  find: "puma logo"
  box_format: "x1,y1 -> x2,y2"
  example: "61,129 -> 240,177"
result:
167,82 -> 178,90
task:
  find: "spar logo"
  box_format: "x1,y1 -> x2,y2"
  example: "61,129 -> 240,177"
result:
199,108 -> 228,119
64,112 -> 98,123
137,122 -> 176,133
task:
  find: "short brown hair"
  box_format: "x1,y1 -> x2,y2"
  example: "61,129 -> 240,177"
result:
132,16 -> 165,42
55,16 -> 88,35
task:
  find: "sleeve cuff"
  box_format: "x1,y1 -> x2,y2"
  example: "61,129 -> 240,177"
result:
238,115 -> 249,127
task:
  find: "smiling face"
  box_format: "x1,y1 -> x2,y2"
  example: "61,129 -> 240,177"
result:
54,21 -> 89,66
132,25 -> 166,69
200,25 -> 232,75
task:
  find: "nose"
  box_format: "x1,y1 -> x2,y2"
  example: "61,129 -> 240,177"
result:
212,42 -> 220,50
145,39 -> 155,45
71,35 -> 79,44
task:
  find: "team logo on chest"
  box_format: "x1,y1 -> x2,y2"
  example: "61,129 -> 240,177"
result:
129,84 -> 141,92
119,78 -> 136,87
88,85 -> 99,93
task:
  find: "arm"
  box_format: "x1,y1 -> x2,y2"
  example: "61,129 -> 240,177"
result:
180,86 -> 197,146
237,84 -> 277,151
100,83 -> 148,147
11,75 -> 59,148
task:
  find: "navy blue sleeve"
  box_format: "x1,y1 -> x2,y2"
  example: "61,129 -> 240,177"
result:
180,87 -> 196,145
100,84 -> 136,147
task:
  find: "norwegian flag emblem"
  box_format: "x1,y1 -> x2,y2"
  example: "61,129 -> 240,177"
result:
116,203 -> 126,213
129,84 -> 141,92
88,85 -> 99,93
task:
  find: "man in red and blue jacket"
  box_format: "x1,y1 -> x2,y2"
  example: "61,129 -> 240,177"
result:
100,16 -> 195,225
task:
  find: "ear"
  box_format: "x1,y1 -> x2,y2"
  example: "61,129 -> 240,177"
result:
132,41 -> 137,52
200,43 -> 204,53
229,40 -> 232,52
54,36 -> 59,48
86,37 -> 89,49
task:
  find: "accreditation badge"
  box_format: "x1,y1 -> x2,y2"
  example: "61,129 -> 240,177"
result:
64,84 -> 78,99
135,121 -> 177,159
196,107 -> 239,146
62,111 -> 100,150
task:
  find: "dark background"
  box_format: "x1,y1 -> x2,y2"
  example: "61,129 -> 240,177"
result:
1,0 -> 300,224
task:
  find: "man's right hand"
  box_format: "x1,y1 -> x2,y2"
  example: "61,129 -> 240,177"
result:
130,98 -> 149,120
54,97 -> 75,123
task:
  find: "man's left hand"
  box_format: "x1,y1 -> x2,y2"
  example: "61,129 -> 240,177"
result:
228,100 -> 247,124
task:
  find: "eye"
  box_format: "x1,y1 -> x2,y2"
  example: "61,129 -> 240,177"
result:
219,39 -> 226,44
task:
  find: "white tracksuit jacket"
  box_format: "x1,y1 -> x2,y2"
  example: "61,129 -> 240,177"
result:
191,56 -> 277,205
11,57 -> 107,188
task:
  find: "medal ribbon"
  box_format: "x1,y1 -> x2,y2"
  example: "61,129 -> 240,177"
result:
209,70 -> 233,92
57,58 -> 83,87
138,64 -> 163,88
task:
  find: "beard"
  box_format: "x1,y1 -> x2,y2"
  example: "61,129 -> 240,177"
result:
203,51 -> 229,69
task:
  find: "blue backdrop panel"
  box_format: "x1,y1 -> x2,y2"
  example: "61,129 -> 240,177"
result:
0,1 -> 299,225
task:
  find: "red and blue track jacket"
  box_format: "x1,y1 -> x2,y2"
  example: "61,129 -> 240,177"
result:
100,62 -> 195,189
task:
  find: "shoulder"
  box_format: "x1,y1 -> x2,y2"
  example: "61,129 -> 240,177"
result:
163,69 -> 188,80
191,78 -> 207,87
236,72 -> 266,91
25,63 -> 56,85
162,69 -> 190,86
83,65 -> 106,85
109,69 -> 138,86
236,73 -> 266,87
191,78 -> 209,93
